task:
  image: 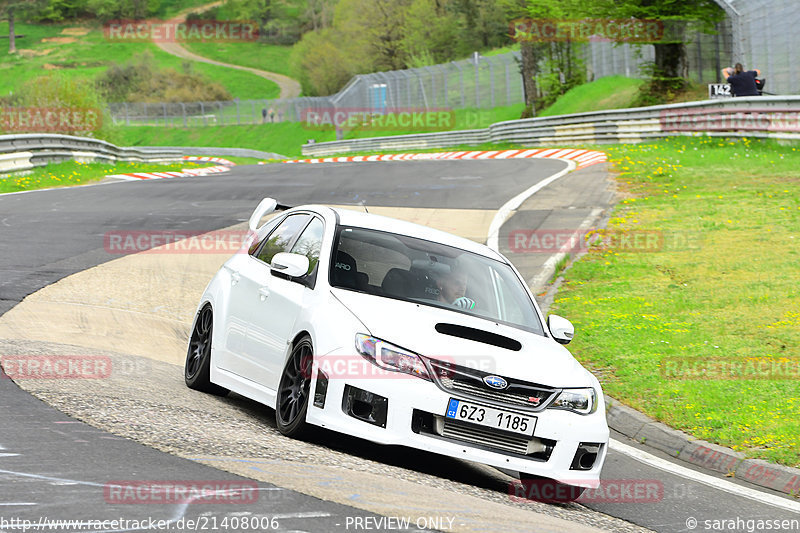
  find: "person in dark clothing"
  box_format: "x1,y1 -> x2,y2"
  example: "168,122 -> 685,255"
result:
722,63 -> 762,96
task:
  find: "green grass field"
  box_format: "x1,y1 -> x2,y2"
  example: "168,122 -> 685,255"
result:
549,137 -> 800,467
116,122 -> 335,157
0,22 -> 279,99
182,41 -> 294,77
115,105 -> 526,157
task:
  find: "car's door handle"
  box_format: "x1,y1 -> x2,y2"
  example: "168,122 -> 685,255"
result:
258,286 -> 270,300
231,271 -> 241,285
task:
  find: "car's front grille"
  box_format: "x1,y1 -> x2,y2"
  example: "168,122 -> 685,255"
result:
439,377 -> 538,409
426,358 -> 559,413
441,419 -> 529,455
411,409 -> 556,461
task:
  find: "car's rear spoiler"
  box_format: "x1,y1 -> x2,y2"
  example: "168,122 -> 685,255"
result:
249,198 -> 293,231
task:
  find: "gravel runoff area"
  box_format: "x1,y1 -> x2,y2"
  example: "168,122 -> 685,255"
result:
0,337 -> 651,533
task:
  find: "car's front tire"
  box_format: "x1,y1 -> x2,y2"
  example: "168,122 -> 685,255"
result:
518,474 -> 586,504
185,304 -> 229,396
276,336 -> 313,438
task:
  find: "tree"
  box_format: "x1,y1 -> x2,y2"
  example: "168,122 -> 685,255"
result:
301,0 -> 337,31
335,0 -> 410,71
84,0 -> 160,21
457,0 -> 509,50
230,0 -> 303,43
401,0 -> 462,64
504,0 -> 566,116
1,0 -> 46,54
289,27 -> 355,95
579,0 -> 724,87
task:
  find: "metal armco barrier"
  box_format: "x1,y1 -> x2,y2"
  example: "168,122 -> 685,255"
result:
0,134 -> 183,174
301,96 -> 800,156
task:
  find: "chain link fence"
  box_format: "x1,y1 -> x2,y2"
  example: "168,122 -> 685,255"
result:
108,3 -> 798,128
720,0 -> 799,95
583,22 -> 734,86
108,98 -> 327,127
107,53 -> 525,128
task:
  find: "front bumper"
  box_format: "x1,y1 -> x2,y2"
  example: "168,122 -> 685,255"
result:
305,353 -> 609,488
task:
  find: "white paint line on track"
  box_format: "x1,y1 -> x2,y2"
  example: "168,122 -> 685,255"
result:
486,160 -> 576,252
610,439 -> 800,513
526,208 -> 603,290
270,512 -> 333,519
481,156 -> 800,513
0,503 -> 37,506
0,468 -> 287,533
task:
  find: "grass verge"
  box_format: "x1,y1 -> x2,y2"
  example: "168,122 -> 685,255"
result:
115,104 -> 526,157
538,76 -> 644,117
0,22 -> 279,99
0,160 -> 218,193
549,136 -> 800,467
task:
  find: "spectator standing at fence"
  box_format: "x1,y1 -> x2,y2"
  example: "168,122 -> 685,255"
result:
722,63 -> 761,96
261,108 -> 267,123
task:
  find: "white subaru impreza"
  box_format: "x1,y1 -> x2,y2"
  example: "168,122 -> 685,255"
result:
185,198 -> 608,500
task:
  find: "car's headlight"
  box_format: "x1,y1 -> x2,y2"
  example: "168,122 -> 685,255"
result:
548,388 -> 597,414
355,334 -> 431,380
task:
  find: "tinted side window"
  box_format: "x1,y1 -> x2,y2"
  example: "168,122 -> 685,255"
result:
248,215 -> 282,255
255,214 -> 310,264
290,218 -> 324,275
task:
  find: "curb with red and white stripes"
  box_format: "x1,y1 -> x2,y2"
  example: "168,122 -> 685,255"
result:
106,156 -> 235,181
282,148 -> 607,169
181,155 -> 235,166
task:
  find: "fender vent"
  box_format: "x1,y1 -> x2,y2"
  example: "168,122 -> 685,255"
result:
435,323 -> 521,351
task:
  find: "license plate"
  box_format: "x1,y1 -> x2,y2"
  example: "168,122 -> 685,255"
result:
445,398 -> 536,436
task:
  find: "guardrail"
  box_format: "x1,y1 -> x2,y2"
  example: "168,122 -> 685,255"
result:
0,134 -> 183,174
302,96 -> 800,156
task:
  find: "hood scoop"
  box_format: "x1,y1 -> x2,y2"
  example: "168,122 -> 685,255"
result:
435,323 -> 522,351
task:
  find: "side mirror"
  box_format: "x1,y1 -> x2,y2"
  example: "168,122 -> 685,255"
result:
248,198 -> 278,231
548,314 -> 574,345
270,252 -> 309,279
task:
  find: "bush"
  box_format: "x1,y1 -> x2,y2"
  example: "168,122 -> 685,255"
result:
3,73 -> 118,140
632,62 -> 689,107
95,51 -> 231,103
289,28 -> 355,96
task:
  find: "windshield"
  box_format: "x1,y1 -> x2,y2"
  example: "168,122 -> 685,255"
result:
330,226 -> 544,335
